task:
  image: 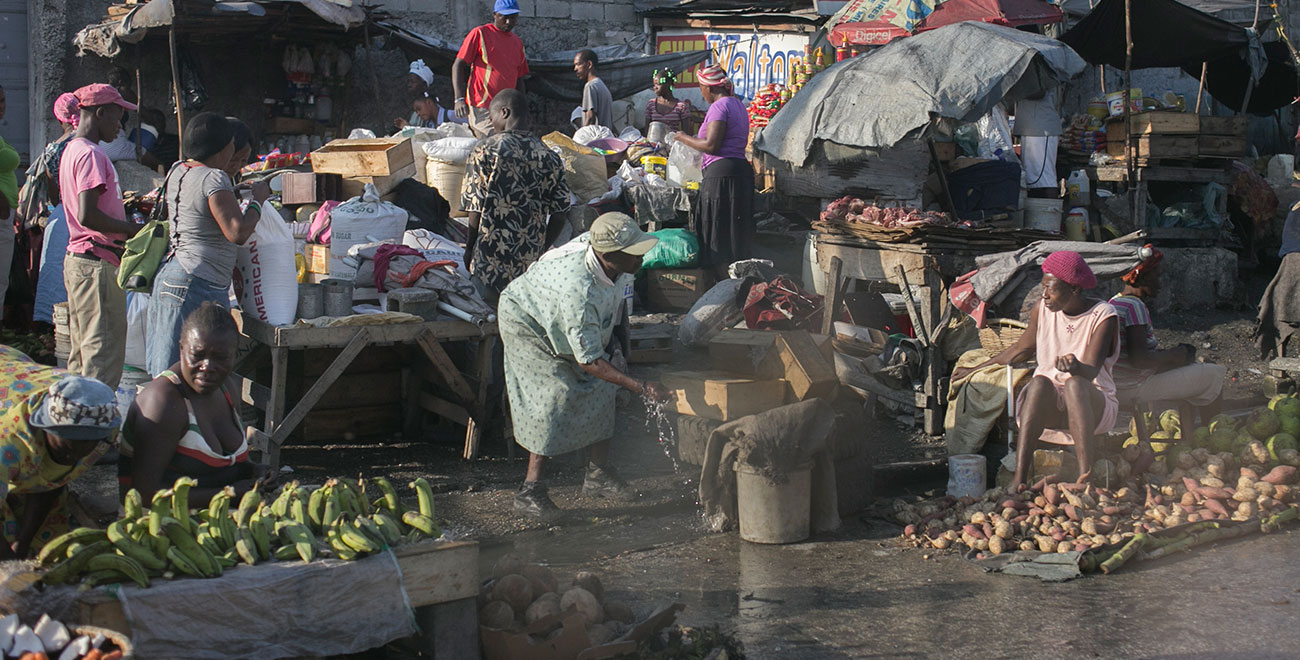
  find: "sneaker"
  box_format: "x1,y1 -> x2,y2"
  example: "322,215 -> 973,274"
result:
582,463 -> 632,500
514,481 -> 560,520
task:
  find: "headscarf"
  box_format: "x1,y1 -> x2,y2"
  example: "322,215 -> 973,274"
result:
1041,250 -> 1097,289
1121,245 -> 1163,285
696,64 -> 733,91
409,59 -> 434,86
53,92 -> 80,127
653,68 -> 676,86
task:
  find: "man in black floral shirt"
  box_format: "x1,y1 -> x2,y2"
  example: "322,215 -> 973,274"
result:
460,89 -> 572,304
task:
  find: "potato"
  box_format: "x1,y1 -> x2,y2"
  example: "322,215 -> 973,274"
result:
491,574 -> 534,614
525,592 -> 562,625
1055,541 -> 1072,553
970,511 -> 987,525
988,535 -> 1006,555
561,587 -> 604,626
587,623 -> 618,646
1255,482 -> 1276,498
1019,540 -> 1036,551
492,554 -> 527,581
1233,487 -> 1259,503
481,600 -> 516,630
522,564 -> 559,596
1036,535 -> 1056,552
1199,475 -> 1225,489
931,537 -> 950,549
573,571 -> 605,604
994,520 -> 1013,540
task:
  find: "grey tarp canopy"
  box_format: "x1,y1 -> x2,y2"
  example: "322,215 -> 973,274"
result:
74,0 -> 370,57
753,22 -> 1087,166
379,23 -> 712,102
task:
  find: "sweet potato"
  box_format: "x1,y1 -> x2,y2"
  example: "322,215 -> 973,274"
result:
1199,486 -> 1233,500
1203,498 -> 1230,518
1044,484 -> 1059,506
981,521 -> 995,539
1262,465 -> 1298,485
962,524 -> 985,540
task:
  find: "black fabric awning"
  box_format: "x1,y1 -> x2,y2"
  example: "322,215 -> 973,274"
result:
1203,40 -> 1300,113
633,0 -> 797,16
1058,0 -> 1248,69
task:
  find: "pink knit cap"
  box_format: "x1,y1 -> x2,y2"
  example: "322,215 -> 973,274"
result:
1041,250 -> 1097,289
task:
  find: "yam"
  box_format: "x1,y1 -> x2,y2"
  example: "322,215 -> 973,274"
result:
525,593 -> 562,625
492,554 -> 527,581
522,564 -> 559,596
561,587 -> 604,626
573,571 -> 605,604
1020,540 -> 1036,551
480,601 -> 516,630
1262,465 -> 1298,485
1233,487 -> 1259,503
603,600 -> 635,624
988,535 -> 1006,555
491,574 -> 534,614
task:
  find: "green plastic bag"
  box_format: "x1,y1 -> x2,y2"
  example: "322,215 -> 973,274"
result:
641,228 -> 698,270
117,219 -> 170,292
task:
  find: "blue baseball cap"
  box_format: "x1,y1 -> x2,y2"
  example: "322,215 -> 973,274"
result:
494,0 -> 520,15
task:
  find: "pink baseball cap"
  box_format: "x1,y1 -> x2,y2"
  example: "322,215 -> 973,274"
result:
1041,250 -> 1097,289
72,83 -> 138,111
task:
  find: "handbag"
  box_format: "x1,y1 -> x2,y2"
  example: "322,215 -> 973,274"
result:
117,163 -> 185,292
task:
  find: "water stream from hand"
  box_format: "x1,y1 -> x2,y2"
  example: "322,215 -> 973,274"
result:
641,394 -> 692,489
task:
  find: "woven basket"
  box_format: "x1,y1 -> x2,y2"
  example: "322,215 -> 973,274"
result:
978,318 -> 1027,354
73,625 -> 134,659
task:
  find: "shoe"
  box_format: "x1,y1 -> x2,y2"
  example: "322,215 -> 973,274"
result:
514,482 -> 560,520
582,463 -> 631,500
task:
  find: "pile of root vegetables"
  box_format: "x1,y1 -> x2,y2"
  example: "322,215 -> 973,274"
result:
895,450 -> 1299,572
478,555 -> 638,647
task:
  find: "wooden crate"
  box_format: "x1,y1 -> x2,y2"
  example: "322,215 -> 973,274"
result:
1107,111 -> 1200,136
280,171 -> 342,205
661,371 -> 787,422
1198,135 -> 1248,158
771,331 -> 838,401
628,325 -> 674,363
312,138 -> 414,177
340,162 -> 418,198
1106,135 -> 1198,160
1199,116 -> 1248,136
708,329 -> 832,377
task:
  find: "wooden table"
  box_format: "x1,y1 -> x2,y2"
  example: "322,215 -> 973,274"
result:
814,233 -> 1002,436
231,312 -> 499,466
1090,164 -> 1233,228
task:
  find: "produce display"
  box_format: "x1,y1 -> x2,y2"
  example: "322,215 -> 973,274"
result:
0,613 -> 126,660
821,196 -> 951,228
748,85 -> 788,129
480,555 -> 640,646
896,395 -> 1300,573
37,476 -> 443,589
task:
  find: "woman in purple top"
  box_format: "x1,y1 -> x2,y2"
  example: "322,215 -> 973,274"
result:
671,65 -> 754,277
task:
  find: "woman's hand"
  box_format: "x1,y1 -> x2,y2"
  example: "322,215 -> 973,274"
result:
454,99 -> 470,119
246,180 -> 271,204
641,381 -> 674,404
951,366 -> 974,383
1055,353 -> 1082,374
393,117 -> 409,130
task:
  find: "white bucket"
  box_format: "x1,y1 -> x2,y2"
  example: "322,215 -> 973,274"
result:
736,462 -> 813,544
1024,197 -> 1063,233
947,453 -> 987,498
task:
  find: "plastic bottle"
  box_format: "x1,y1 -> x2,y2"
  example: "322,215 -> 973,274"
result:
1065,207 -> 1090,242
1066,169 -> 1090,207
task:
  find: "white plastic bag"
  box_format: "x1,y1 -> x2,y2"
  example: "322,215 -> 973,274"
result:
573,125 -> 614,146
976,105 -> 1018,163
328,183 -> 410,279
423,137 -> 479,164
236,204 -> 299,326
667,141 -> 702,186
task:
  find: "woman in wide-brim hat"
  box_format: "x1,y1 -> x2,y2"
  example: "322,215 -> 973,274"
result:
0,347 -> 120,558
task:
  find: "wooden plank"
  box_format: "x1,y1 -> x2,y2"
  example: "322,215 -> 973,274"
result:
463,336 -> 495,459
310,137 -> 414,177
1106,135 -> 1197,159
302,346 -> 404,377
263,347 -> 289,467
1197,135 -> 1248,157
821,256 -> 843,335
269,329 -> 371,448
228,375 -> 271,411
415,330 -> 477,407
1107,111 -> 1200,136
233,311 -> 494,349
75,541 -> 479,637
1199,116 -> 1248,135
340,161 -> 419,198
1270,357 -> 1300,373
421,393 -> 471,426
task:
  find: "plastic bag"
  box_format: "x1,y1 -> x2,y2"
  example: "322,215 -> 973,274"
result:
327,184 -> 409,279
667,141 -> 702,186
541,132 -> 609,204
976,105 -> 1017,163
678,278 -> 745,347
236,204 -> 299,326
403,229 -> 470,279
641,229 -> 699,270
423,137 -> 479,164
573,125 -> 614,146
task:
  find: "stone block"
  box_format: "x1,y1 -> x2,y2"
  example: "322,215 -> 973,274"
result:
570,1 -> 604,20
533,0 -> 572,18
603,1 -> 638,24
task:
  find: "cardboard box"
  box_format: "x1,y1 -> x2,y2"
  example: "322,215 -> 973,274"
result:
772,331 -> 838,401
340,162 -> 418,198
707,329 -> 833,378
645,268 -> 715,312
305,243 -> 330,274
311,137 -> 414,177
661,370 -> 786,422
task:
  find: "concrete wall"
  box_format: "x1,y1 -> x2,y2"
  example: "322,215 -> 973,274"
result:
26,0 -> 643,152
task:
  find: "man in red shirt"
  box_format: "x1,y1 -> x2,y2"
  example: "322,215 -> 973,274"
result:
452,0 -> 529,138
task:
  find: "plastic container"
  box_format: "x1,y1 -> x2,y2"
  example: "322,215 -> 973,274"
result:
1066,169 -> 1090,207
735,461 -> 813,544
947,453 -> 987,498
1087,100 -> 1109,120
1024,197 -> 1063,232
643,155 -> 667,178
321,278 -> 354,317
297,282 -> 324,319
1065,207 -> 1090,242
1267,154 -> 1295,187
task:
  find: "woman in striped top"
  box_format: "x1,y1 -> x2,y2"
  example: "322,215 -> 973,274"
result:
645,68 -> 693,134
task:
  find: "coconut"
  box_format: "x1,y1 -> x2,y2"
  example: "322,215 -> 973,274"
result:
492,553 -> 527,580
522,563 -> 559,596
573,570 -> 605,603
480,601 -> 516,629
491,574 -> 534,614
525,592 -> 562,625
561,587 -> 604,626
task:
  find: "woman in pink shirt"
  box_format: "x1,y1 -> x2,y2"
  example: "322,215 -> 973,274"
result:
954,251 -> 1120,489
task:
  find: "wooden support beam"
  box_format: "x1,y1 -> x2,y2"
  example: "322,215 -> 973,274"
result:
268,328 -> 370,449
821,256 -> 843,335
415,329 -> 476,406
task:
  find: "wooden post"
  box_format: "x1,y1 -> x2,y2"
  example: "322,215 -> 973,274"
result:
821,256 -> 843,336
168,26 -> 184,160
134,50 -> 143,162
364,22 -> 383,121
1123,0 -> 1135,226
1195,62 -> 1207,113
1241,0 -> 1262,113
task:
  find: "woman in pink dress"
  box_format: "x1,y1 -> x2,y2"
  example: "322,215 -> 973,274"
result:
954,251 -> 1120,489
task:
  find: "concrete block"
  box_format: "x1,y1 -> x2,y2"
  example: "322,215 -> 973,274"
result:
603,1 -> 638,24
534,0 -> 572,18
570,1 -> 604,20
1151,247 -> 1238,314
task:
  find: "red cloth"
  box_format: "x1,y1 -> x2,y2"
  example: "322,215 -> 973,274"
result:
400,259 -> 457,289
741,276 -> 825,331
456,24 -> 530,108
371,244 -> 422,292
949,269 -> 989,327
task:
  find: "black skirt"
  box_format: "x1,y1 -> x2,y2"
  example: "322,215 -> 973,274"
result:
695,157 -> 755,269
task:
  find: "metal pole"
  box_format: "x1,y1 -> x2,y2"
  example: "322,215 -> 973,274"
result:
169,25 -> 184,161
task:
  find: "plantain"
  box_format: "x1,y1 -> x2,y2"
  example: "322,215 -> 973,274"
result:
147,506 -> 171,560
86,553 -> 151,588
372,511 -> 403,546
334,480 -> 361,517
123,488 -> 144,520
410,477 -> 435,520
250,508 -> 273,561
43,540 -> 112,585
402,510 -> 440,537
322,483 -> 342,528
290,492 -> 311,530
335,519 -> 380,554
235,486 -> 262,527
37,528 -> 108,566
308,486 -> 326,528
106,519 -> 166,572
160,516 -> 219,577
234,525 -> 259,566
166,546 -> 205,577
271,481 -> 299,519
273,544 -> 300,561
370,477 -> 401,514
353,516 -> 387,548
195,525 -> 224,558
325,526 -> 358,560
214,554 -> 237,569
84,569 -> 131,588
172,477 -> 198,532
278,521 -> 317,563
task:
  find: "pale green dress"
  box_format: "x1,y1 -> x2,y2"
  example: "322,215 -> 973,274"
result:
498,247 -> 631,456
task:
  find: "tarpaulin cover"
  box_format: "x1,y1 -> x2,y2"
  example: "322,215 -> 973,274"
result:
380,23 -> 711,102
117,550 -> 417,660
1058,0 -> 1249,69
753,22 -> 1086,165
1058,0 -> 1272,23
916,0 -> 1063,31
1202,40 -> 1300,113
